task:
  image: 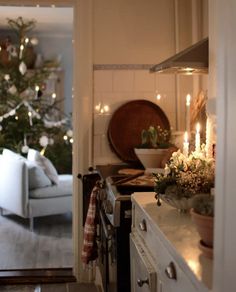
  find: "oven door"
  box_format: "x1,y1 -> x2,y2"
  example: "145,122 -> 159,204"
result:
98,210 -> 116,292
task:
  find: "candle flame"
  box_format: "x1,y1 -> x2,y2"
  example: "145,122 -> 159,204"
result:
186,94 -> 191,106
196,123 -> 200,133
184,131 -> 188,142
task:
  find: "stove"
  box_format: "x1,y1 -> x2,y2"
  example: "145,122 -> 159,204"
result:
80,164 -> 155,292
104,173 -> 154,227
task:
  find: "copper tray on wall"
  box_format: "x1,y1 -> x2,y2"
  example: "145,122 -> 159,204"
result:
107,99 -> 170,162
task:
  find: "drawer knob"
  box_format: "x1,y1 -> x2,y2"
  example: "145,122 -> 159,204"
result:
139,219 -> 147,232
165,261 -> 177,280
137,278 -> 149,287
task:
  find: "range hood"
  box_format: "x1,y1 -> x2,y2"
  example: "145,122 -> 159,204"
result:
150,38 -> 208,74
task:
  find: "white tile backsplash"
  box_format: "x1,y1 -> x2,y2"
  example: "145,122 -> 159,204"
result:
94,70 -> 113,92
93,68 -> 193,164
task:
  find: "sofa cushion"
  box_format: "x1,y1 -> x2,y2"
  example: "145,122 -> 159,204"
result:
2,149 -> 52,190
29,175 -> 72,199
27,149 -> 59,185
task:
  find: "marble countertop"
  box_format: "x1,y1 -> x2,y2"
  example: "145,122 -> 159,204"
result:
132,192 -> 213,291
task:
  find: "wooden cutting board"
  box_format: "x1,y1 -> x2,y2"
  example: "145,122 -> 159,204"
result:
107,99 -> 170,162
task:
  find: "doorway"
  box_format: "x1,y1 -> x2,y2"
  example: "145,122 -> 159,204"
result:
0,2 -> 75,283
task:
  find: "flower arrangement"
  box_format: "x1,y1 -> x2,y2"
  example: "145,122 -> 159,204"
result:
153,147 -> 215,200
138,125 -> 172,149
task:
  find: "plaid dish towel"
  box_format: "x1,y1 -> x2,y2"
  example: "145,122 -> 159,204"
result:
81,185 -> 100,265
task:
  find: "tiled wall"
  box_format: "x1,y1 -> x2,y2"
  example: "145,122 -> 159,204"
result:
93,68 -> 191,165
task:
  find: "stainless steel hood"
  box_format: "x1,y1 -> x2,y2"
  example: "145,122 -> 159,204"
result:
150,38 -> 208,74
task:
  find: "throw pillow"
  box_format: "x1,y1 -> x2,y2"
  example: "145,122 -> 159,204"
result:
2,149 -> 52,189
27,148 -> 59,184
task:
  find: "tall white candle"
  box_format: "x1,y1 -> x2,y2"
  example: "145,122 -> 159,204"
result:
195,123 -> 201,153
183,131 -> 189,157
186,94 -> 191,133
206,117 -> 213,158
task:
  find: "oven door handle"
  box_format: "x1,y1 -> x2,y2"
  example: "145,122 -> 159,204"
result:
99,210 -> 113,239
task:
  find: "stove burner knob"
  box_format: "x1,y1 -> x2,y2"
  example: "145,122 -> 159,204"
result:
103,200 -> 113,214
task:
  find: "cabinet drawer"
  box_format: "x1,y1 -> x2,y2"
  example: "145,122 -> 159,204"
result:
132,204 -> 199,292
130,233 -> 157,292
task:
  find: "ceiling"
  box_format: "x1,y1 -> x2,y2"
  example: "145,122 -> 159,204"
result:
0,6 -> 73,34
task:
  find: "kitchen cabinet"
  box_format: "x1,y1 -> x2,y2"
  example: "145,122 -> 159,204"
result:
130,192 -> 213,292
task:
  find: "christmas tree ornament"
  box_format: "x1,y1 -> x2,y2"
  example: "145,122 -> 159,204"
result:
6,44 -> 17,59
30,37 -> 39,46
49,138 -> 54,145
39,135 -> 49,147
19,61 -> 27,75
0,16 -> 72,174
66,129 -> 73,137
8,85 -> 17,95
4,74 -> 10,81
21,145 -> 29,153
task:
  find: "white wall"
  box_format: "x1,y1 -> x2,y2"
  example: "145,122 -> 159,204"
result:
93,0 -> 175,65
35,33 -> 73,116
92,0 -> 207,165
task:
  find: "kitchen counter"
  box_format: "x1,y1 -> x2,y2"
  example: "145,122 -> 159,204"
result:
132,192 -> 213,291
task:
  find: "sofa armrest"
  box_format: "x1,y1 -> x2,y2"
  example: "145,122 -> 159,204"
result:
0,155 -> 29,217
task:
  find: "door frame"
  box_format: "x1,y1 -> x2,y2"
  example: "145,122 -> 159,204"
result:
0,0 -> 93,282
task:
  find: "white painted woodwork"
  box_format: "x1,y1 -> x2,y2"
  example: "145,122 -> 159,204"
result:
211,0 -> 236,291
131,192 -> 212,292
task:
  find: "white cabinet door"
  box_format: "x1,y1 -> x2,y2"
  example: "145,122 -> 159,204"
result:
130,234 -> 158,292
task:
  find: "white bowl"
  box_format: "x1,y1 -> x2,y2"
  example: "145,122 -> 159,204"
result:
134,148 -> 168,169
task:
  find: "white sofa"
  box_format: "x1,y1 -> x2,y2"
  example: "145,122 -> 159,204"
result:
0,153 -> 72,231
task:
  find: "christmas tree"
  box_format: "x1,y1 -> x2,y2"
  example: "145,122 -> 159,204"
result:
0,17 -> 72,173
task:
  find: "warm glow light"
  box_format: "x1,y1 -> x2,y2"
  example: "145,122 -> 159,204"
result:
103,105 -> 110,112
70,138 -> 74,143
15,115 -> 18,120
63,135 -> 68,141
95,103 -> 101,111
35,85 -> 40,92
25,38 -> 29,44
52,93 -> 56,99
28,112 -> 32,117
184,131 -> 188,143
156,93 -> 161,100
20,44 -> 24,51
196,123 -> 200,133
186,94 -> 191,106
0,46 -> 1,51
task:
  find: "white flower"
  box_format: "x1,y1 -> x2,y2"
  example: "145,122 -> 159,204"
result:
39,135 -> 49,147
164,165 -> 171,177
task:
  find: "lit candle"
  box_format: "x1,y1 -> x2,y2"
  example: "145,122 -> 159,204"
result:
195,123 -> 201,153
183,131 -> 189,157
19,44 -> 24,59
186,94 -> 191,134
206,117 -> 213,158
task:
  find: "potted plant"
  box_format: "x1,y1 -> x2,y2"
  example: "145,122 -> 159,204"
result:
190,193 -> 214,258
153,149 -> 215,212
134,125 -> 174,169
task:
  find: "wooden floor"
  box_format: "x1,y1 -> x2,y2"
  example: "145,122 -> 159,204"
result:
0,212 -> 73,269
0,283 -> 98,292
